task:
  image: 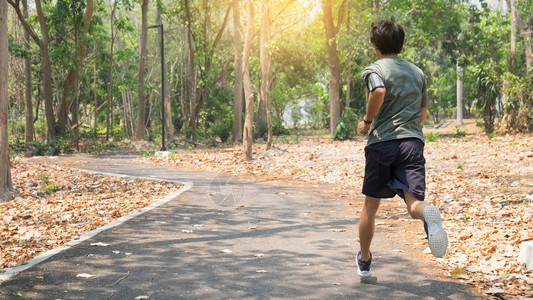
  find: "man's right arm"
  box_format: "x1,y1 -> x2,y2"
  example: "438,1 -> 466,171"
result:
358,87 -> 385,135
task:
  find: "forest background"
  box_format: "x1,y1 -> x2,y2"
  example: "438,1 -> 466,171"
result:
2,0 -> 532,156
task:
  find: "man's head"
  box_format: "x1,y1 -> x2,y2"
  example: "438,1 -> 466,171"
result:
370,19 -> 405,55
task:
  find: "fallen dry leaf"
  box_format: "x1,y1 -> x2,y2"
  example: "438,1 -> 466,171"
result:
139,132 -> 533,297
450,268 -> 469,279
0,160 -> 182,272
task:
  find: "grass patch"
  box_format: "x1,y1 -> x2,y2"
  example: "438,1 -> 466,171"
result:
425,132 -> 440,142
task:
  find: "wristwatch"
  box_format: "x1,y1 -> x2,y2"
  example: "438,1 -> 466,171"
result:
363,118 -> 372,124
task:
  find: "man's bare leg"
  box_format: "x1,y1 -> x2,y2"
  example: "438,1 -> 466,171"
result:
404,191 -> 448,257
358,196 -> 381,261
404,191 -> 428,220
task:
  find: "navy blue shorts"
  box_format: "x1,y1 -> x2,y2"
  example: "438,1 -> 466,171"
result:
362,138 -> 426,201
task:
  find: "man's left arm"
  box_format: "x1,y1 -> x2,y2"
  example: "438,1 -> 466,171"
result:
420,107 -> 427,123
420,76 -> 428,123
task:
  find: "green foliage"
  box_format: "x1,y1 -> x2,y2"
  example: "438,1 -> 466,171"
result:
29,141 -> 51,156
211,121 -> 231,143
11,137 -> 72,157
202,89 -> 234,143
8,35 -> 30,58
274,134 -> 301,145
334,107 -> 358,140
272,117 -> 290,136
292,165 -> 306,174
334,120 -> 347,140
500,72 -> 533,132
6,0 -> 533,153
307,81 -> 330,130
460,8 -> 510,134
470,61 -> 500,134
454,127 -> 466,138
425,132 -> 440,142
143,151 -> 153,157
37,173 -> 60,194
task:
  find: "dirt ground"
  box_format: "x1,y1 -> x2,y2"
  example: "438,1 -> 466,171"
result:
139,120 -> 533,298
2,119 -> 532,298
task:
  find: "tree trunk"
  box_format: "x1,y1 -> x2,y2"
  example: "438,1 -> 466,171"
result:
188,2 -> 231,141
57,0 -> 94,133
232,0 -> 243,143
184,0 -> 197,140
121,85 -> 134,138
510,0 -> 517,73
22,0 -> 34,142
135,0 -> 148,141
266,76 -> 273,149
72,83 -> 80,151
0,0 -> 15,201
33,0 -> 55,137
7,0 -> 56,137
243,0 -> 255,160
93,44 -> 98,134
456,64 -> 464,126
322,0 -> 346,137
344,1 -> 351,113
506,0 -> 533,72
162,51 -> 173,141
525,32 -> 532,71
106,0 -> 117,141
483,93 -> 495,134
178,57 -> 186,125
259,0 -> 272,149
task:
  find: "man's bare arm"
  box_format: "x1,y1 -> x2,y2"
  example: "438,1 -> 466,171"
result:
420,107 -> 427,123
358,87 -> 385,135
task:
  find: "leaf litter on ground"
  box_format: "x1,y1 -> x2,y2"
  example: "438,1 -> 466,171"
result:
0,160 -> 182,271
141,133 -> 533,298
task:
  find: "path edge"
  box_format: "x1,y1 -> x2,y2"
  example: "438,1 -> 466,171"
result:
0,168 -> 193,285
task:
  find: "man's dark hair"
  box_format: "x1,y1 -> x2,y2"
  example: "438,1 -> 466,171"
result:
370,19 -> 405,54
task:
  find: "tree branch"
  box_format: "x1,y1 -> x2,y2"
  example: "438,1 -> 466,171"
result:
271,14 -> 307,39
7,0 -> 42,48
212,2 -> 232,51
212,58 -> 233,87
269,0 -> 297,25
333,0 -> 347,36
253,0 -> 298,40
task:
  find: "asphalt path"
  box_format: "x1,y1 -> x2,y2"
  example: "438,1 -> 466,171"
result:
0,153 -> 481,299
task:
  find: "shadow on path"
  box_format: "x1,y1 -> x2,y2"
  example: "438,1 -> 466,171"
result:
0,154 -> 481,299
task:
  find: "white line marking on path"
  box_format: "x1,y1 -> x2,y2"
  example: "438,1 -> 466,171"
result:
0,168 -> 193,285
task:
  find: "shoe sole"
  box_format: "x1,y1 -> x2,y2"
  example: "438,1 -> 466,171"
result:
356,257 -> 372,277
424,206 -> 448,258
357,268 -> 372,277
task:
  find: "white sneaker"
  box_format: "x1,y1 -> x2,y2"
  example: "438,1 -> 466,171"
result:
423,205 -> 448,257
356,251 -> 372,278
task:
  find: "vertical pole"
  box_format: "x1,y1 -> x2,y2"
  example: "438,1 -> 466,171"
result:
159,25 -> 166,150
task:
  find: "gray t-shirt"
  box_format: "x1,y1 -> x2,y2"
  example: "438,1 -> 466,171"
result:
362,57 -> 427,145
